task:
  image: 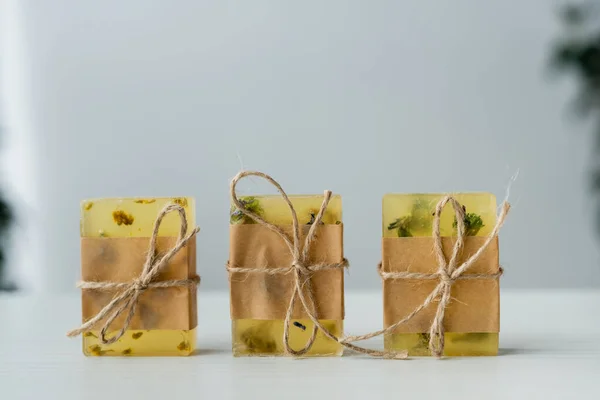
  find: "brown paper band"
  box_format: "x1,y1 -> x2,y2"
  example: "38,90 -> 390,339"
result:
382,236 -> 500,334
80,237 -> 198,331
228,224 -> 345,320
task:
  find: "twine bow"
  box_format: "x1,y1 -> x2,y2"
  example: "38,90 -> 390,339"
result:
344,195 -> 510,357
227,171 -> 407,358
67,203 -> 200,344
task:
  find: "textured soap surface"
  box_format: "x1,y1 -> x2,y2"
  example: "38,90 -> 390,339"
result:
382,193 -> 497,238
382,193 -> 499,356
81,197 -> 196,356
230,195 -> 343,356
232,319 -> 343,356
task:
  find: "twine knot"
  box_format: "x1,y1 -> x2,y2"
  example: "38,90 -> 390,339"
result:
292,260 -> 311,275
438,269 -> 453,285
67,203 -> 200,345
132,279 -> 149,292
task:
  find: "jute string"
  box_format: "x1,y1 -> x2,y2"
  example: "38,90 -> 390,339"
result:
67,203 -> 200,345
342,196 -> 510,357
227,170 -> 510,359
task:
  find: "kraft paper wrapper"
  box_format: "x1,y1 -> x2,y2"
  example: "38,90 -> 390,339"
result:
80,237 -> 197,330
229,224 -> 344,320
382,236 -> 499,334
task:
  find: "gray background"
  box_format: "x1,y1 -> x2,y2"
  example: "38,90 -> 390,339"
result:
1,0 -> 598,292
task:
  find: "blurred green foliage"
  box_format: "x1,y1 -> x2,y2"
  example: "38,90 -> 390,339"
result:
552,2 -> 600,231
0,194 -> 12,290
0,126 -> 14,291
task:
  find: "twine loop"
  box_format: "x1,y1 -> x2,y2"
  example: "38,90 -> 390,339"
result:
67,203 -> 200,345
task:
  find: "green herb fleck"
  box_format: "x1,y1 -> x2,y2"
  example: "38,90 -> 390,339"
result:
177,341 -> 191,352
453,210 -> 484,236
387,216 -> 413,237
172,198 -> 188,207
112,210 -> 134,226
122,348 -> 133,355
293,321 -> 307,331
417,332 -> 430,347
87,345 -> 114,356
307,211 -> 325,226
388,198 -> 434,237
134,199 -> 156,204
240,326 -> 277,354
230,196 -> 263,224
131,332 -> 144,340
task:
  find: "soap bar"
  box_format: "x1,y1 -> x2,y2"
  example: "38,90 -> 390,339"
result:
80,197 -> 197,356
382,193 -> 499,356
229,195 -> 344,356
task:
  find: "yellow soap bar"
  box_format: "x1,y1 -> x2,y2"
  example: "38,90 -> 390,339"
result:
382,193 -> 498,356
80,197 -> 196,356
230,195 -> 343,356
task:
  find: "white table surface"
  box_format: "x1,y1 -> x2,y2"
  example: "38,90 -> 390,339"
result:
0,290 -> 599,400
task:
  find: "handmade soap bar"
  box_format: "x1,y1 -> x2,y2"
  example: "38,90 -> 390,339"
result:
382,193 -> 499,356
229,195 -> 344,356
80,197 -> 197,356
